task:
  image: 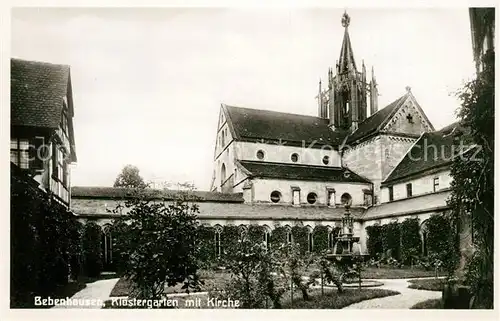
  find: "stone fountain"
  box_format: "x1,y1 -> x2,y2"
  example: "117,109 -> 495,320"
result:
325,200 -> 380,288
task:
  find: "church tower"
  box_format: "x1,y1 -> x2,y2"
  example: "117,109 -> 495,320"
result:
317,12 -> 379,131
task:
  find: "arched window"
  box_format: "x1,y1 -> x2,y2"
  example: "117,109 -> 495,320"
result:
220,164 -> 226,185
306,226 -> 313,252
214,225 -> 223,257
102,224 -> 113,269
285,226 -> 292,244
263,225 -> 271,251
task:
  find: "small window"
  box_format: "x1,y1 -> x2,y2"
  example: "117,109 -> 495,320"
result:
388,186 -> 394,201
292,190 -> 301,205
291,153 -> 299,163
256,150 -> 265,160
327,190 -> 336,207
406,183 -> 413,197
270,191 -> 281,203
308,232 -> 313,252
322,155 -> 330,165
307,192 -> 317,204
433,177 -> 439,192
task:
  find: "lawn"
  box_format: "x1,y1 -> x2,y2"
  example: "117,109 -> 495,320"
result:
104,287 -> 400,309
109,270 -> 233,297
411,298 -> 443,309
407,278 -> 445,291
361,267 -> 446,279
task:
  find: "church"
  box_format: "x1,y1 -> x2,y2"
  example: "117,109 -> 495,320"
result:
70,12 -> 468,263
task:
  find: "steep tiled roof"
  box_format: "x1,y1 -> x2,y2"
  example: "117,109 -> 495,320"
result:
383,123 -> 468,184
362,189 -> 451,220
238,160 -> 371,183
73,199 -> 366,221
11,58 -> 70,128
71,186 -> 244,203
346,93 -> 409,144
224,105 -> 347,148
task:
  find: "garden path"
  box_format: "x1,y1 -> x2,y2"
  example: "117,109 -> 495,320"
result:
52,278 -> 120,309
343,277 -> 442,309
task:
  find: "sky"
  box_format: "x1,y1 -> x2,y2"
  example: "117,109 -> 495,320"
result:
11,7 -> 476,190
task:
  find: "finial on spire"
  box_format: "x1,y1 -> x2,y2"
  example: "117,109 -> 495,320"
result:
341,11 -> 351,28
406,86 -> 411,93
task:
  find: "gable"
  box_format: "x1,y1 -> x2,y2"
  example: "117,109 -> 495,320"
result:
383,123 -> 465,185
346,94 -> 407,144
382,94 -> 434,135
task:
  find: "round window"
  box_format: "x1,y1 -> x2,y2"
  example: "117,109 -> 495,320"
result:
322,155 -> 330,165
270,191 -> 281,203
291,153 -> 299,162
257,150 -> 265,160
307,192 -> 317,204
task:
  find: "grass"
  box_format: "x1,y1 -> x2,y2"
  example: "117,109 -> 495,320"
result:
104,287 -> 400,309
408,278 -> 445,291
362,267 -> 446,279
280,288 -> 400,309
109,270 -> 233,297
411,298 -> 444,309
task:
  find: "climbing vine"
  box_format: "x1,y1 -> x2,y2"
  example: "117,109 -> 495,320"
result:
400,218 -> 421,266
292,225 -> 309,254
312,225 -> 329,253
448,47 -> 494,308
365,224 -> 383,258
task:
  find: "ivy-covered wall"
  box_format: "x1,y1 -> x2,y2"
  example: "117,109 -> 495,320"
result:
11,166 -> 83,308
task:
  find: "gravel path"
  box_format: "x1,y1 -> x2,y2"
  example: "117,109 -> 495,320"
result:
343,277 -> 442,309
52,278 -> 120,309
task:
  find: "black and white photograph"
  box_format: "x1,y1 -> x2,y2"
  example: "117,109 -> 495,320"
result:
5,3 -> 496,315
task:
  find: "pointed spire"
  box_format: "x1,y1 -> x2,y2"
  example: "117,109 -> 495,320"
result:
338,11 -> 357,74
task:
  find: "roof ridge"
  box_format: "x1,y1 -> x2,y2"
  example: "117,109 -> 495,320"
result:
11,57 -> 70,69
240,160 -> 347,170
225,104 -> 326,120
